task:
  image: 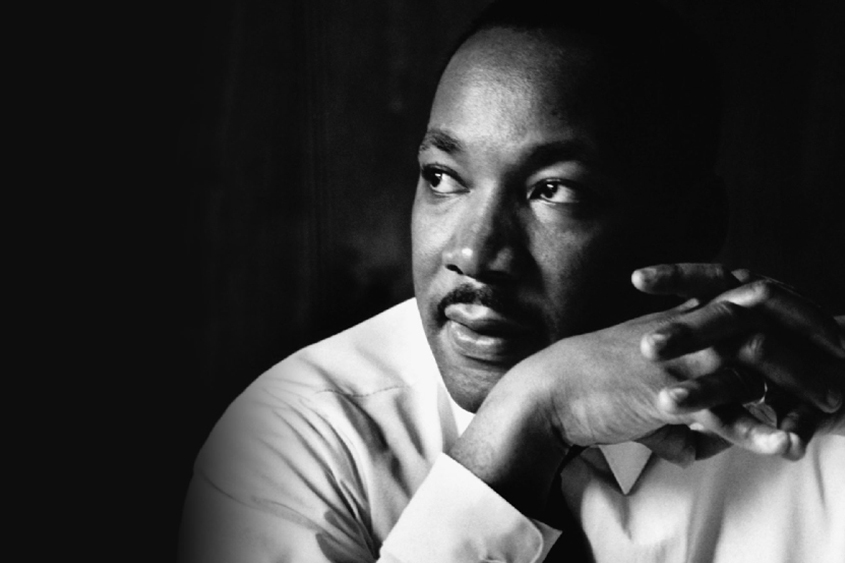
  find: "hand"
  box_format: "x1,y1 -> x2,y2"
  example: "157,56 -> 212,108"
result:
450,302 -> 792,521
449,277 -> 824,521
517,308 -> 792,457
633,263 -> 845,459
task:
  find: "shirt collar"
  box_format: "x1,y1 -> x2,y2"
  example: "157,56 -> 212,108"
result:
448,394 -> 475,436
597,442 -> 652,494
446,393 -> 650,495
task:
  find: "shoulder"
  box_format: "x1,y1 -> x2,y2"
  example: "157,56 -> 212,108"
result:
197,298 -> 443,472
189,299 -> 447,535
258,297 -> 436,401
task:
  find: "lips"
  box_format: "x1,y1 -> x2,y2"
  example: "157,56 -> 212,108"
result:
443,303 -> 536,363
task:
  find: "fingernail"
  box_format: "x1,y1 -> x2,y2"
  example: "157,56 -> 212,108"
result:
647,331 -> 671,353
668,386 -> 690,405
637,267 -> 658,283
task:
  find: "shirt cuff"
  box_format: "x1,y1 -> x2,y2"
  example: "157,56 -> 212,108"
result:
380,454 -> 561,563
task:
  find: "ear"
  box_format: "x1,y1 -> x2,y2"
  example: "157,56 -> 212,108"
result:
680,174 -> 729,262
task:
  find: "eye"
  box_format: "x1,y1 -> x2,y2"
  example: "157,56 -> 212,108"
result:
529,180 -> 584,204
420,165 -> 464,195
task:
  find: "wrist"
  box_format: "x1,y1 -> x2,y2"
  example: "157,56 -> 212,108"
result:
449,367 -> 570,520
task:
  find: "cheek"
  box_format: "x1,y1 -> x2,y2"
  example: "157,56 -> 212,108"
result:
530,223 -> 635,335
410,200 -> 447,290
532,220 -> 618,277
533,229 -> 600,297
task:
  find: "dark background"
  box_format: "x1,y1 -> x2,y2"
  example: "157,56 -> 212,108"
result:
138,0 -> 844,560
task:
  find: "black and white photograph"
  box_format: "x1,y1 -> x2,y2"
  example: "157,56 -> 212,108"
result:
140,0 -> 845,561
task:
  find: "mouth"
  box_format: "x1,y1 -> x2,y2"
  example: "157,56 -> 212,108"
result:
443,303 -> 537,364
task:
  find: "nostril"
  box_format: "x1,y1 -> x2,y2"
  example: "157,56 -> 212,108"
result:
443,246 -> 475,276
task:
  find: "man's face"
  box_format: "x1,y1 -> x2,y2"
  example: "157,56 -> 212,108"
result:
412,28 -> 675,412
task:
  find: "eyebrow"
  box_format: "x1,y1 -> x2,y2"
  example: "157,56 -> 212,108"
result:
525,139 -> 599,168
418,129 -> 464,154
419,127 -> 600,168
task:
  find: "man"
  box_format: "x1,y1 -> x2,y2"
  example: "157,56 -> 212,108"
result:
179,1 -> 844,561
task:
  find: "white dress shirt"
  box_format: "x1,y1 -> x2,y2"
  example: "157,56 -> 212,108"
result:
179,299 -> 845,563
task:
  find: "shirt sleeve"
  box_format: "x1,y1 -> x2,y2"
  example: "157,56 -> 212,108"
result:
179,380 -> 561,563
178,387 -> 379,563
379,454 -> 561,563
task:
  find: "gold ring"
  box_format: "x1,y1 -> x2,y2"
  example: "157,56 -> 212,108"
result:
747,378 -> 768,406
743,378 -> 777,427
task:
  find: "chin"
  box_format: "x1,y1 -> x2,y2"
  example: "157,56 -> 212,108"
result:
433,347 -> 516,413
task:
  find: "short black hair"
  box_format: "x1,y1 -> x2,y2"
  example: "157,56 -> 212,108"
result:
447,0 -> 723,196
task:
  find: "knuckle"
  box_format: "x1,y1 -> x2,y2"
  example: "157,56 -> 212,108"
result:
748,279 -> 777,302
711,263 -> 730,281
697,348 -> 724,373
711,300 -> 743,322
744,332 -> 770,362
737,422 -> 755,442
663,263 -> 682,282
664,320 -> 692,339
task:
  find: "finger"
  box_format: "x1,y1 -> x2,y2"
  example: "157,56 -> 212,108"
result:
714,280 -> 845,358
733,332 -> 844,413
689,404 -> 793,457
632,263 -> 740,299
657,368 -> 765,414
657,332 -> 842,414
777,403 -> 820,460
643,281 -> 845,361
732,268 -> 803,295
641,300 -> 759,360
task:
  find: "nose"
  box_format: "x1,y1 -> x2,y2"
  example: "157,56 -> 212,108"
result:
442,187 -> 525,282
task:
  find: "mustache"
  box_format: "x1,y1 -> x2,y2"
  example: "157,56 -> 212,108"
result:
436,283 -> 539,324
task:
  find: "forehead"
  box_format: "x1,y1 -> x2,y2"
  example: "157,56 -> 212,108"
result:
428,28 -> 608,153
445,27 -> 600,85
